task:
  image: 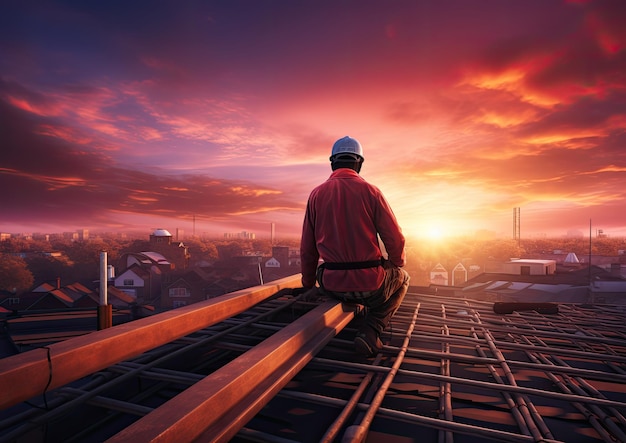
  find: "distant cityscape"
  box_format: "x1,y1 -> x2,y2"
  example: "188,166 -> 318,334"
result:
2,223 -> 626,364
0,222 -> 280,244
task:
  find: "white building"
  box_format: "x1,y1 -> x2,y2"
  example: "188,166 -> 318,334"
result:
502,259 -> 557,276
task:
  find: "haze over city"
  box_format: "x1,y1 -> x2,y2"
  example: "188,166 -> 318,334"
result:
1,1 -> 625,239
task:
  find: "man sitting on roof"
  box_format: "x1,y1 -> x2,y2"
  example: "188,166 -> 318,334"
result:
298,136 -> 410,357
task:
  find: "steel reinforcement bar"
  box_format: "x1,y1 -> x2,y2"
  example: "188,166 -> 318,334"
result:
0,275 -> 302,410
106,299 -> 355,443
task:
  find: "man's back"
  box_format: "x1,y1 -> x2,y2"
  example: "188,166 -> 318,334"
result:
301,168 -> 405,292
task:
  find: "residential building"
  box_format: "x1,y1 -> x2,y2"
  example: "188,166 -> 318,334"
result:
114,264 -> 161,305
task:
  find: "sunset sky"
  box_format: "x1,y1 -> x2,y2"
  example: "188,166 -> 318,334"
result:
1,0 -> 625,240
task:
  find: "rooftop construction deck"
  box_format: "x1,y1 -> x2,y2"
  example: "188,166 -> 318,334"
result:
1,275 -> 626,442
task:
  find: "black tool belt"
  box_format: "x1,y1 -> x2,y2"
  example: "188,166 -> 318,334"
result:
316,258 -> 384,296
319,258 -> 383,270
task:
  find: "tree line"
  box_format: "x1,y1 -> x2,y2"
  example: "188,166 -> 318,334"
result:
1,234 -> 624,294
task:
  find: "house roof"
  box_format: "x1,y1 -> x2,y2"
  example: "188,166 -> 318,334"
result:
151,228 -> 172,237
455,264 -> 626,305
66,282 -> 93,294
107,285 -> 136,302
47,289 -> 77,306
2,282 -> 626,442
32,282 -> 56,292
118,264 -> 152,279
508,258 -> 556,265
139,251 -> 170,264
464,265 -> 610,286
119,252 -> 170,270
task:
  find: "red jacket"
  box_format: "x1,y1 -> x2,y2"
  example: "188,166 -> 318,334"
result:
300,168 -> 406,292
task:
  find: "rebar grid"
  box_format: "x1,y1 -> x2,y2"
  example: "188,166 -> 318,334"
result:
2,286 -> 626,443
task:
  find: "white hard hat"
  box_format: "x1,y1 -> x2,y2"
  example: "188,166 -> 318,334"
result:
330,136 -> 364,160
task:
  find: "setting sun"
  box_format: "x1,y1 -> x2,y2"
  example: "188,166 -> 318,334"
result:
405,220 -> 457,241
426,226 -> 444,240
403,214 -> 484,242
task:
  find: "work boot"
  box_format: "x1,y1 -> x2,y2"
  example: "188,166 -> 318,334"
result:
354,326 -> 382,357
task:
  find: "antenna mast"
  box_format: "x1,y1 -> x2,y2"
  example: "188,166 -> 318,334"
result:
513,207 -> 521,247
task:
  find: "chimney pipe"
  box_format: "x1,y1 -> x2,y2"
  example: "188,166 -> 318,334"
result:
100,252 -> 108,306
98,252 -> 112,330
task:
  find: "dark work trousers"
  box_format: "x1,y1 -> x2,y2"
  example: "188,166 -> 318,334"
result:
319,267 -> 410,335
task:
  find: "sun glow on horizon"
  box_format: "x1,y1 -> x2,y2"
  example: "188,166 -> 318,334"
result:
425,226 -> 445,240
405,219 -> 463,242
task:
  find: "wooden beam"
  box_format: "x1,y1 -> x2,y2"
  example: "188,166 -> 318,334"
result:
0,275 -> 301,410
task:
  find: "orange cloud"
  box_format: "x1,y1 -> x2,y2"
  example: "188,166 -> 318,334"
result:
6,95 -> 63,117
0,167 -> 87,190
35,124 -> 94,145
230,186 -> 282,197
